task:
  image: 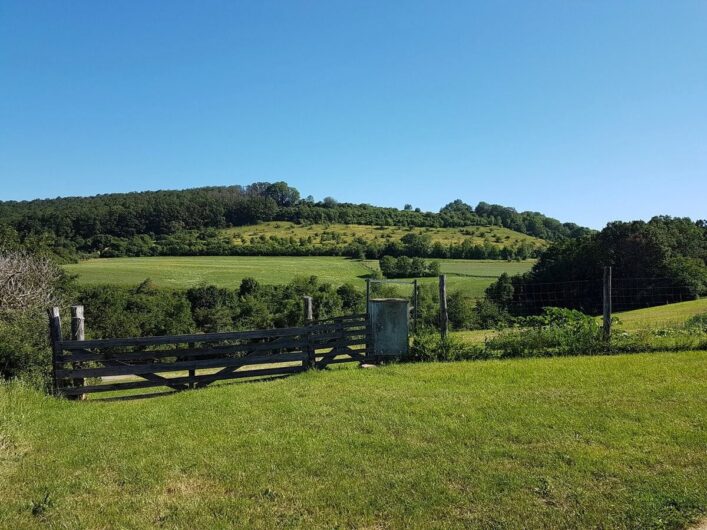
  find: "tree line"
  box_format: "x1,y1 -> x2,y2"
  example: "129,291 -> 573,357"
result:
0,181 -> 590,261
480,216 -> 707,320
59,229 -> 540,261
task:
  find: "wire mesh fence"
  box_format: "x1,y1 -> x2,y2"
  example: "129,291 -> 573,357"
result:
369,271 -> 706,337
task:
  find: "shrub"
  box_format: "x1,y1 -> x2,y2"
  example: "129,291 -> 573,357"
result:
485,307 -> 605,357
379,255 -> 440,278
0,312 -> 52,385
409,329 -> 482,362
0,251 -> 70,386
686,312 -> 707,332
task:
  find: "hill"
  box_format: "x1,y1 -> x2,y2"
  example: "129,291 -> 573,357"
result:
225,221 -> 545,249
0,181 -> 588,261
1,352 -> 705,528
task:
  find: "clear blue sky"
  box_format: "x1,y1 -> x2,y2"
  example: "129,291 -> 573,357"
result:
1,1 -> 705,228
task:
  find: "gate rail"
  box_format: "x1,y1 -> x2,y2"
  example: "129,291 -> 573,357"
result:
49,308 -> 370,397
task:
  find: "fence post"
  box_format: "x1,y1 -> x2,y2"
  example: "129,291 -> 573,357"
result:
305,329 -> 315,370
439,275 -> 448,339
413,279 -> 418,332
603,266 -> 612,340
303,296 -> 313,323
187,342 -> 196,390
365,279 -> 371,312
47,307 -> 62,396
70,305 -> 86,400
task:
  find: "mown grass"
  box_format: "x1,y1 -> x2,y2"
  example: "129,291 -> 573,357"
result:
224,221 -> 546,249
2,352 -> 706,529
63,256 -> 534,297
63,256 -> 372,288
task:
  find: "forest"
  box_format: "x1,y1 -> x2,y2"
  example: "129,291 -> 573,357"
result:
0,181 -> 590,261
482,216 -> 707,318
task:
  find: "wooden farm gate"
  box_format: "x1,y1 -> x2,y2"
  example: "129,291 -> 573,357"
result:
49,311 -> 370,397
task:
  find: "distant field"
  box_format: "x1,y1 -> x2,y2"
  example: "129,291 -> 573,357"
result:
613,298 -> 707,330
416,259 -> 534,298
224,221 -> 546,249
64,256 -> 372,288
64,257 -> 534,296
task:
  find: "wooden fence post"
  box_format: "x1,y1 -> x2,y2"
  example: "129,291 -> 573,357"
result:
70,305 -> 86,400
187,342 -> 196,390
412,279 -> 418,332
439,275 -> 448,339
365,279 -> 371,313
303,296 -> 314,369
305,330 -> 315,370
603,266 -> 612,340
303,296 -> 313,323
47,307 -> 62,396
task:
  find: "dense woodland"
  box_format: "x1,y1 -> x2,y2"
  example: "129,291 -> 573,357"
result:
0,182 -> 590,261
483,217 -> 707,318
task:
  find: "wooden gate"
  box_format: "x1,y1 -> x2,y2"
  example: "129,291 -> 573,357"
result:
49,310 -> 370,397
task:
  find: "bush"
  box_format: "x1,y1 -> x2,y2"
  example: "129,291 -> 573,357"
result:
0,312 -> 52,386
482,307 -> 707,358
0,251 -> 70,386
686,312 -> 707,332
379,255 -> 440,278
485,307 -> 605,357
447,291 -> 476,329
409,329 -> 482,362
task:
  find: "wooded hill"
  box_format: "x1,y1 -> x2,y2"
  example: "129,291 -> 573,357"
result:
0,181 -> 591,261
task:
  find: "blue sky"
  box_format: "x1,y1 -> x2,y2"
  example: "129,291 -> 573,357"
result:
1,1 -> 705,228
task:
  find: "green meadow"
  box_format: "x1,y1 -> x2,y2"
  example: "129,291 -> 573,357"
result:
613,298 -> 707,331
63,256 -> 535,297
2,352 -> 706,528
63,256 -> 372,289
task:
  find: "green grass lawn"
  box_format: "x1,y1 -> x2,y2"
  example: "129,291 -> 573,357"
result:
63,256 -> 534,297
2,352 -> 706,529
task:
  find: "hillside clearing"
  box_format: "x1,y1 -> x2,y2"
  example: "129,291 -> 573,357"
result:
2,352 -> 706,529
224,221 -> 546,249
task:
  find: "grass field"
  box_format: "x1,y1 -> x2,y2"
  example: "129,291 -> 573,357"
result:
63,256 -> 534,297
2,352 -> 706,528
614,298 -> 707,330
416,259 -> 534,298
224,221 -> 546,249
63,256 -> 373,289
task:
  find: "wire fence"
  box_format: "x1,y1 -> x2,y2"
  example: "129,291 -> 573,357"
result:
370,271 -> 706,335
